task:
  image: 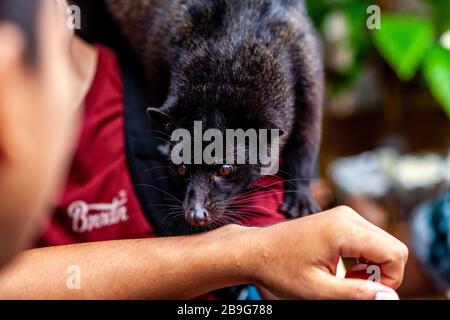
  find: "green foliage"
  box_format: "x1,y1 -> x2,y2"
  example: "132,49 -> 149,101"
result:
372,14 -> 435,81
343,1 -> 373,75
423,45 -> 450,118
425,0 -> 450,31
305,0 -> 450,119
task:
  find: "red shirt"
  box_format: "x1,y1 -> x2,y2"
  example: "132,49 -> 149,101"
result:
38,45 -> 285,247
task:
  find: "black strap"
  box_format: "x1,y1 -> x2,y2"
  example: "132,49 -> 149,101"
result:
119,56 -> 188,236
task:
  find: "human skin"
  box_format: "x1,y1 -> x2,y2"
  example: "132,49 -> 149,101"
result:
0,207 -> 408,300
0,0 -> 94,267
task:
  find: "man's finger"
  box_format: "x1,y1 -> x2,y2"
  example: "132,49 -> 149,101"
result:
316,274 -> 400,300
335,221 -> 408,289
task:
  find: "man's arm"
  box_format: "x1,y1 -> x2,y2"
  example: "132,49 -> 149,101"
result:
0,207 -> 408,300
0,225 -> 249,299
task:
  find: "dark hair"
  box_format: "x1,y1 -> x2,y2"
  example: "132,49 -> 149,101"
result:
71,0 -> 129,53
0,0 -> 41,64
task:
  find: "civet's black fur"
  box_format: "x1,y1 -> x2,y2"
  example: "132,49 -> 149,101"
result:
106,0 -> 324,225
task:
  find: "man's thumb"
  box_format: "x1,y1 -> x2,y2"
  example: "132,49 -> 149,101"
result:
321,276 -> 400,300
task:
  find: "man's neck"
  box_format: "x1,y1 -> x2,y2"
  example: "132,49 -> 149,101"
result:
69,37 -> 99,109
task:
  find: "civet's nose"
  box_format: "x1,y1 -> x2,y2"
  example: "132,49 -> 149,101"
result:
185,203 -> 211,227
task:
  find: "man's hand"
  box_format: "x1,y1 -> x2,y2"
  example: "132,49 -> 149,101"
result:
0,206 -> 407,300
243,206 -> 408,299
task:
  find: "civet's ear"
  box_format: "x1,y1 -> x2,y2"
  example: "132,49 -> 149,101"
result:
146,107 -> 174,124
146,95 -> 177,128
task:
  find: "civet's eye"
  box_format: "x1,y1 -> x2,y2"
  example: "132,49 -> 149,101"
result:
218,164 -> 235,177
177,164 -> 188,176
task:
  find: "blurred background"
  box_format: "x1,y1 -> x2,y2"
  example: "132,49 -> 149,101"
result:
305,0 -> 450,300
72,0 -> 450,299
307,0 -> 449,201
